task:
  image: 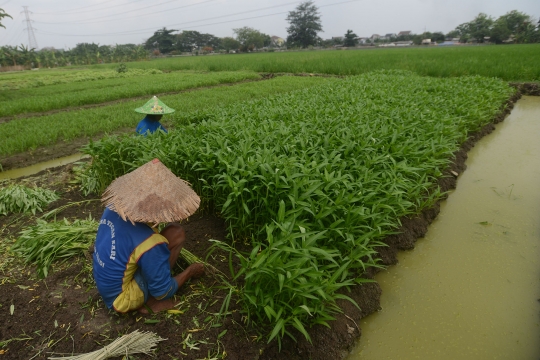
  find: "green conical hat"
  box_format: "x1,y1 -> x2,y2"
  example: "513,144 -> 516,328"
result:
134,96 -> 175,115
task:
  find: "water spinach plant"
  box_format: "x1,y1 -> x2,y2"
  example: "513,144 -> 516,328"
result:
0,70 -> 260,117
79,70 -> 515,346
12,218 -> 98,278
0,184 -> 59,216
0,76 -> 334,157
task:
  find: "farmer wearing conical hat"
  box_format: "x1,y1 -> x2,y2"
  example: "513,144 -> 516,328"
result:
92,159 -> 204,313
135,96 -> 174,136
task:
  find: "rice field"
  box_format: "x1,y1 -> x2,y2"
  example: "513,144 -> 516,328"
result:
91,44 -> 540,81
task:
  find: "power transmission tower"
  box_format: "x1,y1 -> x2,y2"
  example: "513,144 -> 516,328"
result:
22,6 -> 38,49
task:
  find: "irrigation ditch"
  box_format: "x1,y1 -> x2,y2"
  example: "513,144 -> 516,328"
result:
0,84 -> 538,359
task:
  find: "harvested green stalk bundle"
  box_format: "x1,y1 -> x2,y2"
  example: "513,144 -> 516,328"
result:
12,218 -> 98,278
0,184 -> 59,216
180,248 -> 223,276
48,330 -> 165,360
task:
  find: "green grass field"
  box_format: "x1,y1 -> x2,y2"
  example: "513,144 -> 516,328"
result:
0,70 -> 260,117
91,44 -> 540,81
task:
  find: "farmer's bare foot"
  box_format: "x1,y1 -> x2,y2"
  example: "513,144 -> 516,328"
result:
187,263 -> 205,278
137,297 -> 177,314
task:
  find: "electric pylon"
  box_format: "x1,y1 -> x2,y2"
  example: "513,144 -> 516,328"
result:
22,6 -> 38,50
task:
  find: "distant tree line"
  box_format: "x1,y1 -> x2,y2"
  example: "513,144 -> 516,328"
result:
0,4 -> 538,69
453,10 -> 539,44
343,10 -> 539,46
0,43 -> 148,68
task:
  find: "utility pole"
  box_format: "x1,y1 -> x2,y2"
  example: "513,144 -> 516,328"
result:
22,6 -> 38,50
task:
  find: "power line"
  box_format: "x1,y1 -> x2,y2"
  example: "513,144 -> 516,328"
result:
36,0 -> 296,26
36,0 -> 199,20
33,0 -> 144,15
35,0 -> 363,38
0,13 -> 18,41
5,24 -> 23,45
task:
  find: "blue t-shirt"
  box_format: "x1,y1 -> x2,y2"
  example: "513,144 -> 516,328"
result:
92,208 -> 178,312
136,116 -> 168,136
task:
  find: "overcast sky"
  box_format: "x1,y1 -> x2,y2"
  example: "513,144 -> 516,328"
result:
0,0 -> 538,49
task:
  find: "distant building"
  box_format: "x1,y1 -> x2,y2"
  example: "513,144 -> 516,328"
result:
357,37 -> 369,44
421,38 -> 431,45
385,33 -> 397,38
398,31 -> 412,36
370,34 -> 381,40
393,40 -> 413,46
271,36 -> 285,47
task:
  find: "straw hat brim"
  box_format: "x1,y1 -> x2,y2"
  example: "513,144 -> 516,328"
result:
134,96 -> 175,115
102,159 -> 200,225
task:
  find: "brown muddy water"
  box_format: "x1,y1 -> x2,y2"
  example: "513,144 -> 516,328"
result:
0,153 -> 88,180
348,96 -> 540,360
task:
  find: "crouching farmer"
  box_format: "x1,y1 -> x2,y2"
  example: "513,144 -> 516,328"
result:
92,159 -> 204,313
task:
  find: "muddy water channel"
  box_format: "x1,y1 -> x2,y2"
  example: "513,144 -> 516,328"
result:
349,96 -> 540,360
0,153 -> 88,180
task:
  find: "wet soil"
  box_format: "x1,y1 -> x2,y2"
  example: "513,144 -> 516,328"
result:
0,87 -> 529,359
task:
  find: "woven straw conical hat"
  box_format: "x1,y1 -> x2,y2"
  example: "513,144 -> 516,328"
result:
102,159 -> 200,225
134,96 -> 175,115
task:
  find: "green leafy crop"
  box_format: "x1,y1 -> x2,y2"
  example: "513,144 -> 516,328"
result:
12,218 -> 97,278
79,70 -> 515,346
0,184 -> 59,216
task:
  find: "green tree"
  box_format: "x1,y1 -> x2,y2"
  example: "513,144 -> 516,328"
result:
490,18 -> 512,44
499,10 -> 531,35
286,1 -> 322,48
445,30 -> 460,39
17,44 -> 37,66
343,30 -> 358,47
221,37 -> 240,52
0,8 -> 12,28
4,46 -> 20,66
466,13 -> 494,42
233,27 -> 270,51
430,32 -> 445,43
145,28 -> 178,54
175,31 -> 221,53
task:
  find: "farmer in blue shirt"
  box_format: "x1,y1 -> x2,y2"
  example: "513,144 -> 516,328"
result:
93,159 -> 204,313
135,96 -> 173,136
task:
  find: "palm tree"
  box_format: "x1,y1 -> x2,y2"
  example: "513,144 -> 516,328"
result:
4,46 -> 20,66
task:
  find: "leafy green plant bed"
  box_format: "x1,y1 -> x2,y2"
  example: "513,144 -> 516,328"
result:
0,76 -> 335,157
0,68 -> 162,91
79,70 -> 515,345
0,70 -> 260,117
0,184 -> 58,216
